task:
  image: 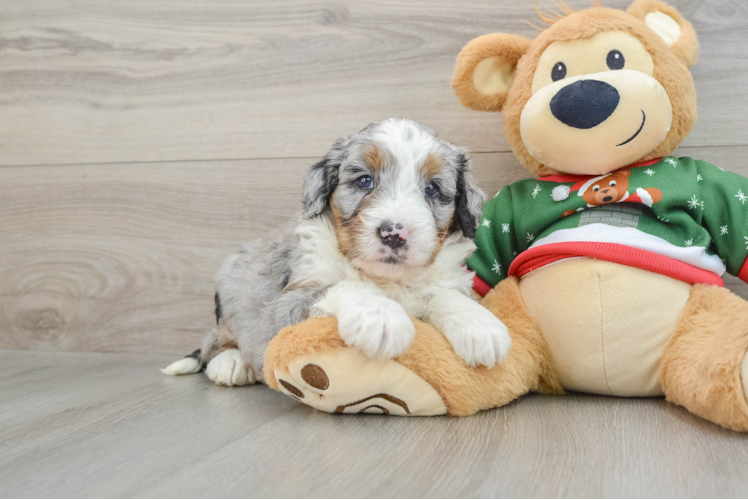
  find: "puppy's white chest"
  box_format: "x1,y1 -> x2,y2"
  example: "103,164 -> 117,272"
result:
378,283 -> 430,318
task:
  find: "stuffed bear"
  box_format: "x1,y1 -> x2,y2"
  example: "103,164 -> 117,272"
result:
263,0 -> 748,432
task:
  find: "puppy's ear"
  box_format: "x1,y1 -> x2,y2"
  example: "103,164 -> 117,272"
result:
627,0 -> 699,67
301,139 -> 346,218
451,151 -> 486,239
452,33 -> 532,112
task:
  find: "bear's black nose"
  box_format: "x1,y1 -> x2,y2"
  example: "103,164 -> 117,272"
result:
550,80 -> 620,129
603,196 -> 613,202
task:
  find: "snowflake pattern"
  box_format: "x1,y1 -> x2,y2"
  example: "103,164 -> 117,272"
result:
531,184 -> 542,199
685,238 -> 693,247
526,233 -> 535,243
697,174 -> 703,182
721,225 -> 729,235
645,169 -> 655,176
493,189 -> 501,198
492,259 -> 501,275
745,236 -> 748,251
666,158 -> 678,167
481,218 -> 491,228
687,195 -> 704,210
736,190 -> 748,205
501,223 -> 510,233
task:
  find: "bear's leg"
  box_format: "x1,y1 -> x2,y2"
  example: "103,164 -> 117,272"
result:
660,284 -> 748,432
264,277 -> 561,416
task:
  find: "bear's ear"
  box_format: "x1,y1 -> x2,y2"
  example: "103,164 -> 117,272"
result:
452,33 -> 532,112
621,170 -> 632,177
627,0 -> 699,67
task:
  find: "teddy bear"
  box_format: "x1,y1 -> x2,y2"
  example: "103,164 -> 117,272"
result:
263,0 -> 748,432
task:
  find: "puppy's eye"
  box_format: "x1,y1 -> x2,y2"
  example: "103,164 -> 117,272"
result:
551,62 -> 567,82
607,50 -> 625,70
356,175 -> 373,190
425,182 -> 439,198
609,180 -> 617,187
593,185 -> 600,192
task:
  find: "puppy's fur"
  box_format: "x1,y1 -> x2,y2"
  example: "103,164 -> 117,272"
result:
162,119 -> 511,385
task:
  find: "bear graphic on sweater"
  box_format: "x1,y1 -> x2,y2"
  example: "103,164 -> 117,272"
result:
558,170 -> 663,217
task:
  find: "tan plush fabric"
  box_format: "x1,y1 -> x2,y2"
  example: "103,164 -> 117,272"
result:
453,5 -> 699,177
397,276 -> 562,417
743,352 -> 748,402
660,285 -> 748,432
265,277 -> 561,417
627,0 -> 699,67
519,259 -> 690,396
452,33 -> 532,113
275,345 -> 447,416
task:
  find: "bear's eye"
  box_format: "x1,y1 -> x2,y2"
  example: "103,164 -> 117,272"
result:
593,185 -> 600,192
607,50 -> 625,70
551,62 -> 567,82
609,180 -> 617,187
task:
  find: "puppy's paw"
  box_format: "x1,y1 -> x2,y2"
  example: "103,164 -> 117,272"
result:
441,306 -> 512,368
205,349 -> 257,386
336,296 -> 415,359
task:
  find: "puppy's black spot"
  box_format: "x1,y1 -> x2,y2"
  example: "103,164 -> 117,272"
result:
453,171 -> 478,239
455,152 -> 469,171
214,292 -> 222,325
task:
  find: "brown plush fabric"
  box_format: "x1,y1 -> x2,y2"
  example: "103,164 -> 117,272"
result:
264,316 -> 346,390
503,7 -> 697,177
265,277 -> 561,416
452,33 -> 532,113
661,285 -> 748,432
396,276 -> 562,417
453,4 -> 699,177
627,0 -> 700,67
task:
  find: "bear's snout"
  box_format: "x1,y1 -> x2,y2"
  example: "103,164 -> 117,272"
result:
550,80 -> 620,130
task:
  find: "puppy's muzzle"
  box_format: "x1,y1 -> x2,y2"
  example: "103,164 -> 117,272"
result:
379,222 -> 408,250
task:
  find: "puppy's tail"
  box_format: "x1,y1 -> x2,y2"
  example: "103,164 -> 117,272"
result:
160,349 -> 205,376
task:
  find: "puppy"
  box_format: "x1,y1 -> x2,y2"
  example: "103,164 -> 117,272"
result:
162,118 -> 511,386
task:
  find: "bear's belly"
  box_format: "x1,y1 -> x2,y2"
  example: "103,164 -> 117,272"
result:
518,258 -> 692,397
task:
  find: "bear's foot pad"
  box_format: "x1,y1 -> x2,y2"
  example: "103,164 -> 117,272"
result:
273,347 -> 447,416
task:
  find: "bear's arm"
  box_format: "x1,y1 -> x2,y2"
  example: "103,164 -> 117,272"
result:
694,160 -> 748,282
465,187 -> 519,288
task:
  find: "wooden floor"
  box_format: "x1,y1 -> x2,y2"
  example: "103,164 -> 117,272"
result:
3,0 -> 748,497
2,349 -> 748,499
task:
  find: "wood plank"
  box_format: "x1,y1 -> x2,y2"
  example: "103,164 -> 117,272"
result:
1,349 -> 747,498
1,0 -> 746,166
2,147 -> 747,354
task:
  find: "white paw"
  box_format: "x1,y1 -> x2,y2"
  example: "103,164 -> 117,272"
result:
336,296 -> 415,359
205,349 -> 257,386
441,307 -> 512,368
161,356 -> 201,376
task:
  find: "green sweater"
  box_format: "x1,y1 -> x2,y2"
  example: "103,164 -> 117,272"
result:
467,156 -> 748,295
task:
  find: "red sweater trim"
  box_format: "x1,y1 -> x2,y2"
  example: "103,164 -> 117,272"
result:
507,242 -> 724,287
472,275 -> 492,297
739,258 -> 748,283
538,158 -> 663,183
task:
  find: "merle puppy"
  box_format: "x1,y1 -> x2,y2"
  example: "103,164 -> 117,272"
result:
162,118 -> 511,386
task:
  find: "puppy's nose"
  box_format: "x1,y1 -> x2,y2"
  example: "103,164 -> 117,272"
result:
379,222 -> 408,250
550,80 -> 620,129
